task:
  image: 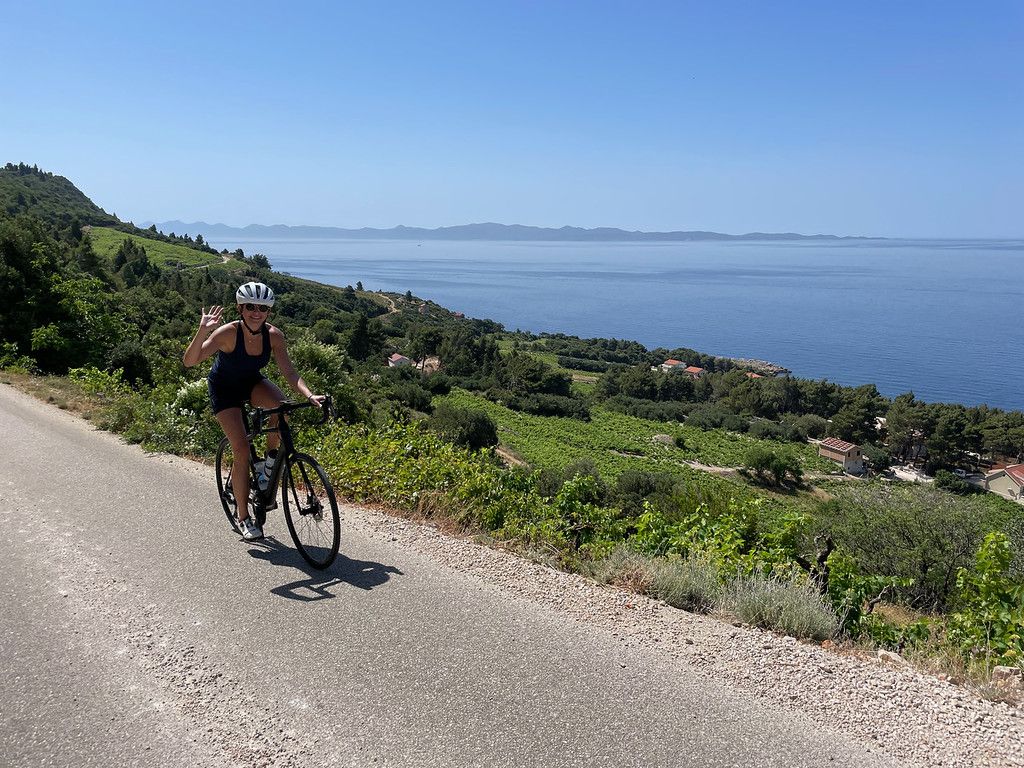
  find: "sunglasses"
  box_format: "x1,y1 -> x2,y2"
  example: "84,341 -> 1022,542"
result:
242,303 -> 271,312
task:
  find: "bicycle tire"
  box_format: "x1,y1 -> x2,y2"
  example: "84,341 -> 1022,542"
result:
215,437 -> 241,533
281,452 -> 340,569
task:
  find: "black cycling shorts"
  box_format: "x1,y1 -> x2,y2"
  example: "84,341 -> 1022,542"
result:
208,372 -> 268,415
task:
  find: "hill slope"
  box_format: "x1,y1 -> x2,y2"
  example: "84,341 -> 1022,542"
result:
0,163 -> 119,227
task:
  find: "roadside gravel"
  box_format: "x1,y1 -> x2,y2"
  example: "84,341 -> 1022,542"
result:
351,504 -> 1024,768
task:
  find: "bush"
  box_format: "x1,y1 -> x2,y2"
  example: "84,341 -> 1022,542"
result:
604,396 -> 692,422
537,459 -> 608,504
816,483 -> 1021,611
721,413 -> 750,433
426,403 -> 498,451
557,355 -> 611,373
609,469 -> 677,518
793,413 -> 829,439
719,569 -> 840,640
934,469 -> 982,495
743,445 -> 803,487
862,442 -> 892,472
687,404 -> 728,431
748,420 -> 785,441
0,341 -> 36,373
948,532 -> 1024,665
506,392 -> 591,420
391,381 -> 432,412
591,546 -> 721,612
651,551 -> 722,612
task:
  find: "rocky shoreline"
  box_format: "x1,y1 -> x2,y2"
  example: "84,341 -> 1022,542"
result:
727,357 -> 792,376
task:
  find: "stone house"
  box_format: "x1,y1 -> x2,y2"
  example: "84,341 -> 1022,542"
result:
818,437 -> 865,474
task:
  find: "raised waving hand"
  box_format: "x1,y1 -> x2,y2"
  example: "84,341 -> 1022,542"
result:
200,305 -> 224,332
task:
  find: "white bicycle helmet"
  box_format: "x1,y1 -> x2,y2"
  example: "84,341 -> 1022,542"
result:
235,281 -> 275,306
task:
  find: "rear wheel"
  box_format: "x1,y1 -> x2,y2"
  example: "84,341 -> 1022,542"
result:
282,453 -> 340,569
215,437 -> 241,533
216,438 -> 263,531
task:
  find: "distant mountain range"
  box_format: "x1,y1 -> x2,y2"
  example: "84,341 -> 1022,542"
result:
142,220 -> 877,242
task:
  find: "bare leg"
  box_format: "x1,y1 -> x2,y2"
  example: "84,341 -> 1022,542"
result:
250,379 -> 287,455
216,408 -> 253,522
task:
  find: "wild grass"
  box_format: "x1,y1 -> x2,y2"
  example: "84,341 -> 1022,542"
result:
718,569 -> 840,640
590,546 -> 723,613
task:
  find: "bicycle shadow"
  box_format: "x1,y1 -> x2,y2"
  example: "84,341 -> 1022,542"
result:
244,535 -> 403,602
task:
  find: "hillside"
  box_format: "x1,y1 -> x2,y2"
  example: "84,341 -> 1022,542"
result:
0,163 -> 119,227
88,226 -> 232,269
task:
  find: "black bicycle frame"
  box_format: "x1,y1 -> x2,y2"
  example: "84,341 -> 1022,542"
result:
246,399 -> 332,508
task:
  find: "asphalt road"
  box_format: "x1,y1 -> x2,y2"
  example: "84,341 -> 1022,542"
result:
0,384 -> 896,767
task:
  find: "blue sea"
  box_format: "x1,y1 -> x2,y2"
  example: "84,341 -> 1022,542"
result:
208,237 -> 1024,412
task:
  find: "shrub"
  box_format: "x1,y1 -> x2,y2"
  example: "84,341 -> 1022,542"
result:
793,413 -> 829,439
506,392 -> 591,420
748,420 -> 785,441
391,381 -> 432,412
719,569 -> 840,640
537,459 -> 608,504
590,547 -> 721,612
0,341 -> 36,373
862,442 -> 892,472
948,532 -> 1024,665
426,403 -> 498,450
687,404 -> 728,431
743,445 -> 803,487
721,413 -> 750,433
934,469 -> 982,495
589,545 -> 655,592
605,396 -> 692,422
609,469 -> 677,518
816,483 -> 1021,611
651,551 -> 722,612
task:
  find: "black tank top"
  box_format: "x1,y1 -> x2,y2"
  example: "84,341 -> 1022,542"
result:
209,322 -> 271,379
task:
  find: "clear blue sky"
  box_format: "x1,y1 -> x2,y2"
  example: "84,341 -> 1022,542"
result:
3,1 -> 1021,237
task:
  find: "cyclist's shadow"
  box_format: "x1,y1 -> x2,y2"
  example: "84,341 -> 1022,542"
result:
245,536 -> 403,602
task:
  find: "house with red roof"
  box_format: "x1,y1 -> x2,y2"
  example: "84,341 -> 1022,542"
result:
683,365 -> 705,379
388,353 -> 413,368
658,359 -> 687,373
984,463 -> 1024,501
817,437 -> 865,474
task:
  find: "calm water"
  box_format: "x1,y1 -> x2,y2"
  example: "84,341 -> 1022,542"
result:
209,237 -> 1024,411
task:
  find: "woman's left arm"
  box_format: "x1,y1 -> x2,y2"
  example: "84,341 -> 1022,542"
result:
270,326 -> 325,405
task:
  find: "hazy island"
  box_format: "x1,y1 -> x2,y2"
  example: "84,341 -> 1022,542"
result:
143,220 -> 880,242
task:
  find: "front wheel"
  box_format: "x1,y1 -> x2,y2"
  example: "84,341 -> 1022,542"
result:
282,453 -> 340,569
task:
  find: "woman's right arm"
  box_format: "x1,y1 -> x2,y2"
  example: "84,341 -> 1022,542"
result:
182,306 -> 228,368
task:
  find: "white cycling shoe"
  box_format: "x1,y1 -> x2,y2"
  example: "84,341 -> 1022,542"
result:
239,517 -> 264,541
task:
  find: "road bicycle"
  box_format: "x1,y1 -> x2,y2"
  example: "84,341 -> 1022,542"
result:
215,398 -> 340,569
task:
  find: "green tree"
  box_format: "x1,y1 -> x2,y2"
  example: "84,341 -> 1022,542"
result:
427,404 -> 498,450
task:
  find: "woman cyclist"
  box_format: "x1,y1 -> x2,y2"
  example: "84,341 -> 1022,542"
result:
183,281 -> 324,540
